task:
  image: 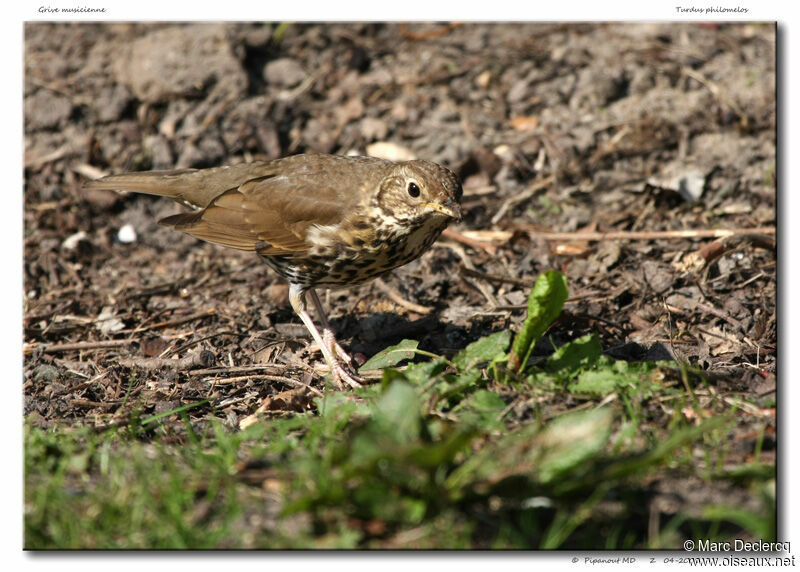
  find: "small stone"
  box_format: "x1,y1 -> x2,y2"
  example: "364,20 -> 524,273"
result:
240,25 -> 272,48
96,306 -> 126,334
493,144 -> 515,162
117,224 -> 137,244
642,261 -> 674,294
263,58 -> 308,88
675,170 -> 706,202
62,231 -> 88,251
154,400 -> 181,415
475,70 -> 491,89
366,142 -> 417,162
44,382 -> 68,397
113,24 -> 247,103
33,365 -> 60,383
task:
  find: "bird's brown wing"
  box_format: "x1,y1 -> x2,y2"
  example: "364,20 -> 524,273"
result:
160,173 -> 353,255
86,154 -> 394,254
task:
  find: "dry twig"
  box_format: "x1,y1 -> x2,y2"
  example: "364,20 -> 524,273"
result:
491,176 -> 554,225
24,338 -> 137,355
117,350 -> 215,371
189,363 -> 294,377
436,242 -> 500,308
374,277 -> 432,314
440,228 -> 497,254
459,267 -> 535,288
520,226 -> 775,242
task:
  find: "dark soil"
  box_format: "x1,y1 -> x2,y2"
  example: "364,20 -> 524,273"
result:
23,21 -> 776,522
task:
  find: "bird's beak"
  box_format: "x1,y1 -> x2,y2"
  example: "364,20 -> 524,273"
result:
423,198 -> 462,222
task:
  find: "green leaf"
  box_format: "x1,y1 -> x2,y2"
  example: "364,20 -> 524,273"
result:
348,381 -> 423,465
316,391 -> 370,425
380,367 -> 411,390
451,389 -> 507,429
360,339 -> 419,371
453,330 -> 512,372
373,381 -> 423,444
445,407 -> 612,494
402,359 -> 448,385
434,370 -> 482,405
470,390 -> 506,412
535,408 -> 613,483
545,334 -> 602,378
569,370 -> 619,396
568,360 -> 664,397
508,270 -> 568,375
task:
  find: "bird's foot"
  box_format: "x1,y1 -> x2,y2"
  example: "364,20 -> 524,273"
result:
311,355 -> 365,388
331,361 -> 365,389
323,329 -> 365,388
307,329 -> 364,389
322,328 -> 355,365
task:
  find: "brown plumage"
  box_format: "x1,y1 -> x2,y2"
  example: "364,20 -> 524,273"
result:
85,153 -> 463,388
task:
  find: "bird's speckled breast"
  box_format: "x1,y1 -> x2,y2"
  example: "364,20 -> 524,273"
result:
260,214 -> 448,289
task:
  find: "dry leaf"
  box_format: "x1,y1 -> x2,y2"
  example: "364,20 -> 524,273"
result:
510,115 -> 540,131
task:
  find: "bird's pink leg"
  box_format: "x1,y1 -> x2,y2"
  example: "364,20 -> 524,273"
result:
307,289 -> 357,365
289,285 -> 363,388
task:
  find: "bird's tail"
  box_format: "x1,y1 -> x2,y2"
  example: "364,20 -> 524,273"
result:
83,169 -> 210,209
83,161 -> 275,210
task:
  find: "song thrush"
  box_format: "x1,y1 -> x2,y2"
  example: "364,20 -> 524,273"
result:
85,153 -> 463,388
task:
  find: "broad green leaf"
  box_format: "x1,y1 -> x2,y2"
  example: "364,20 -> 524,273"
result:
568,370 -> 619,396
446,408 -> 611,493
453,330 -> 512,372
380,367 -> 411,390
535,408 -> 613,483
546,334 -> 602,378
452,389 -> 507,429
508,270 -> 568,375
470,390 -> 506,412
316,391 -> 371,425
445,422 -> 541,493
568,361 -> 665,397
374,380 -> 422,441
360,339 -> 419,371
435,369 -> 482,404
402,359 -> 448,385
347,382 -> 422,465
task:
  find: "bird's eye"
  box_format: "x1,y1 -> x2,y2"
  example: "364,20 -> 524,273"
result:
407,182 -> 420,198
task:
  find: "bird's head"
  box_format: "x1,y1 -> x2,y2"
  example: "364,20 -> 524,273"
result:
375,160 -> 463,228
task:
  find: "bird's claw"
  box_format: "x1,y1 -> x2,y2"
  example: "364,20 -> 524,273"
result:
311,328 -> 364,388
332,362 -> 365,389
